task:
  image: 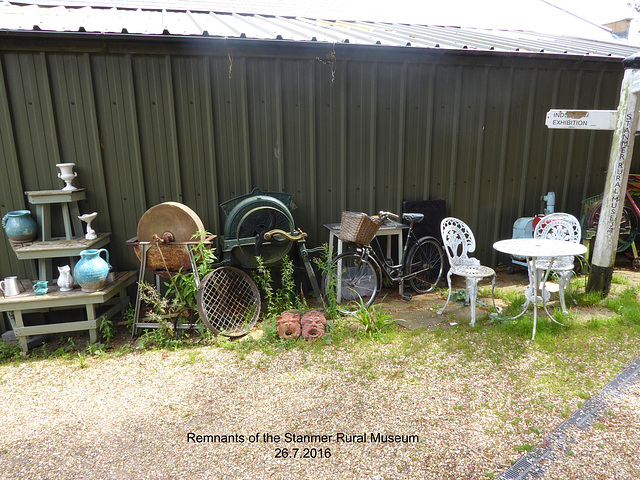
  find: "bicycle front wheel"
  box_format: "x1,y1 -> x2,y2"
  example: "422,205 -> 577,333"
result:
325,252 -> 380,315
405,237 -> 444,294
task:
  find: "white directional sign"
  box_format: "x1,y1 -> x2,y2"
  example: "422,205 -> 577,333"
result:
546,56 -> 640,295
545,109 -> 618,130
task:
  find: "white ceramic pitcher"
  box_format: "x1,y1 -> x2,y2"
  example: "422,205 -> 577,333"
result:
57,265 -> 74,292
0,276 -> 21,297
57,265 -> 73,292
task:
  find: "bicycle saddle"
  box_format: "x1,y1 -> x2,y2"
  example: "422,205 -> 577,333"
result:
402,213 -> 424,223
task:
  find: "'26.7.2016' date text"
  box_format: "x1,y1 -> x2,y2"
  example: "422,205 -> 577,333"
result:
275,447 -> 331,459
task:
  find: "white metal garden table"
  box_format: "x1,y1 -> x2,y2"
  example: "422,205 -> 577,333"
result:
493,238 -> 587,340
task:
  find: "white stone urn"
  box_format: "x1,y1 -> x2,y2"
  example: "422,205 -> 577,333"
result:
56,163 -> 78,191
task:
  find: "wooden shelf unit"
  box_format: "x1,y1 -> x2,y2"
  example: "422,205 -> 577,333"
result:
1,188 -> 128,356
0,271 -> 136,356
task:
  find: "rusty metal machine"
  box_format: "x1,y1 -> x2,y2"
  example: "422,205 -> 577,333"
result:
219,188 -> 323,303
131,202 -> 206,277
127,202 -> 261,337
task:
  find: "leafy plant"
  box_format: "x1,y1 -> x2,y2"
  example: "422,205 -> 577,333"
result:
313,244 -> 339,318
135,281 -> 183,348
131,230 -> 217,348
354,299 -> 394,339
0,341 -> 21,362
164,230 -> 217,318
123,305 -> 135,330
98,316 -> 115,343
86,342 -> 107,356
253,256 -> 276,318
253,255 -> 308,319
274,255 -> 296,312
137,321 -> 181,350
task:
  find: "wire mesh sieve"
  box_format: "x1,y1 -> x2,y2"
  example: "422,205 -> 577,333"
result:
197,267 -> 261,337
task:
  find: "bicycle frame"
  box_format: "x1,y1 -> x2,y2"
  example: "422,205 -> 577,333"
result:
364,222 -> 419,279
357,216 -> 440,299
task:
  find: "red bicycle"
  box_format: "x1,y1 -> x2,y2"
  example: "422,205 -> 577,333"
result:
582,174 -> 640,269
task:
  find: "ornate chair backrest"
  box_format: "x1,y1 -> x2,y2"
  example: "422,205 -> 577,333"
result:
440,217 -> 478,267
534,213 -> 581,244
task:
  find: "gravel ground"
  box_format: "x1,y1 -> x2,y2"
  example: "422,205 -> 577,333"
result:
543,382 -> 640,479
1,340 -> 638,480
1,268 -> 639,479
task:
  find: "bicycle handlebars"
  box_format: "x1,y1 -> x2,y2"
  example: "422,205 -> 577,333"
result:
377,211 -> 400,221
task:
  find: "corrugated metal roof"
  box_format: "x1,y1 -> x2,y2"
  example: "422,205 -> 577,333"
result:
1,0 -> 639,58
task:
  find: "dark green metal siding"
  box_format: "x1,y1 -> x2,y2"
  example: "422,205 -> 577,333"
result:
0,35 -> 636,279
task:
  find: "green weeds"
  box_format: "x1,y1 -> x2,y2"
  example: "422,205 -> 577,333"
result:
353,299 -> 394,340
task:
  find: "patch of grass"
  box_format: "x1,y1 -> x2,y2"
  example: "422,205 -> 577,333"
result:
114,344 -> 133,357
0,341 -> 21,362
611,273 -> 629,285
573,290 -> 604,307
514,443 -> 534,453
86,342 -> 107,356
604,286 -> 640,324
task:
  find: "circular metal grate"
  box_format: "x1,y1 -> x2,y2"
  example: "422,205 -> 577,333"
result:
197,267 -> 261,337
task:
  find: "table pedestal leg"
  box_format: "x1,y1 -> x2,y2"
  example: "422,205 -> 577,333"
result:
531,259 -> 540,341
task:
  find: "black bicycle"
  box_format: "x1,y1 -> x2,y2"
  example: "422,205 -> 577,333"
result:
324,211 -> 444,314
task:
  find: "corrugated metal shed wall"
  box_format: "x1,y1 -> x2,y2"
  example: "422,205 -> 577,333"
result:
0,34 -> 635,280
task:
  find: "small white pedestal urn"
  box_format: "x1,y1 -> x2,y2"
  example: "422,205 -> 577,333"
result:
56,163 -> 78,191
78,212 -> 98,240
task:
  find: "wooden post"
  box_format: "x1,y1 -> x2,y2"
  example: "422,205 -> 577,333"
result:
587,53 -> 640,295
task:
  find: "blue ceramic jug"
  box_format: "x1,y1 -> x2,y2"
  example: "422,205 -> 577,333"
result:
2,210 -> 37,243
74,249 -> 112,292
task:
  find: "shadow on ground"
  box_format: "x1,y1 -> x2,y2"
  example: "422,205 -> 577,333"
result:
377,258 -> 639,331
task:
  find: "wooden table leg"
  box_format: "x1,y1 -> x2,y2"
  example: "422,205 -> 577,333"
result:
68,201 -> 83,238
85,303 -> 98,343
12,310 -> 29,357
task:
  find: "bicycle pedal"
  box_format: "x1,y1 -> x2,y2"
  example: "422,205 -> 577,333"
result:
401,293 -> 412,301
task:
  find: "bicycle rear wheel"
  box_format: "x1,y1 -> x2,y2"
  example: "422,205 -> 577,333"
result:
585,203 -> 639,252
325,252 -> 380,315
405,236 -> 444,294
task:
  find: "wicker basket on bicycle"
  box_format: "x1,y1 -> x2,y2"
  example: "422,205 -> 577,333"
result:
338,211 -> 384,246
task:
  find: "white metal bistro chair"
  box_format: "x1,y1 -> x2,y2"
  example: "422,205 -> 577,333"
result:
533,213 -> 582,314
438,217 -> 499,326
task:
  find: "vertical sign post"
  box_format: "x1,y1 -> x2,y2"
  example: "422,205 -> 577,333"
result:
545,53 -> 640,296
588,54 -> 640,295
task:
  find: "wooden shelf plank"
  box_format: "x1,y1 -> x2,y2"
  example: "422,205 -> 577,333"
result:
0,271 -> 136,311
24,188 -> 87,204
11,232 -> 111,259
